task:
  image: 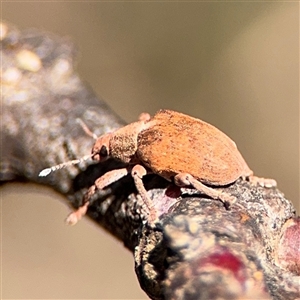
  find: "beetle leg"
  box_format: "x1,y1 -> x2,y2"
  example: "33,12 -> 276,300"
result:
66,167 -> 130,225
174,173 -> 236,207
76,118 -> 98,140
131,164 -> 158,226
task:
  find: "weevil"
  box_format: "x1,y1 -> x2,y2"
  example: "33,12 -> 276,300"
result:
39,109 -> 276,226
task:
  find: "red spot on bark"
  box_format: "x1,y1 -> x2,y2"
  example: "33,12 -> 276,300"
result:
198,248 -> 246,283
165,185 -> 182,198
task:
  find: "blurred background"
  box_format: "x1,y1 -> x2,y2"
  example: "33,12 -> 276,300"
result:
2,2 -> 299,299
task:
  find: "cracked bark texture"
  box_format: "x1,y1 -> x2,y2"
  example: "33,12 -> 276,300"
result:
1,23 -> 299,300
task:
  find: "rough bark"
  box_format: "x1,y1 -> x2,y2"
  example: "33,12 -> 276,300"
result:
1,22 -> 299,300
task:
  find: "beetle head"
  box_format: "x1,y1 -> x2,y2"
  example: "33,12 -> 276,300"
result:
91,133 -> 112,162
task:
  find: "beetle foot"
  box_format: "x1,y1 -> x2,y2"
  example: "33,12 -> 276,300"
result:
147,208 -> 160,228
65,201 -> 89,225
65,184 -> 96,225
247,175 -> 277,188
218,192 -> 237,209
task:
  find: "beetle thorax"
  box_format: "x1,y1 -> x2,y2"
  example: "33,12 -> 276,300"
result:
109,133 -> 137,163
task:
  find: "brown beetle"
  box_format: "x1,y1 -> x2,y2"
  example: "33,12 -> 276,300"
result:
40,109 -> 276,226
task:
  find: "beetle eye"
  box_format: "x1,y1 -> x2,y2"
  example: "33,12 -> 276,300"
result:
99,145 -> 108,157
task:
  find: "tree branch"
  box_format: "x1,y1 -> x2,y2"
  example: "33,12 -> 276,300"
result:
1,22 -> 299,300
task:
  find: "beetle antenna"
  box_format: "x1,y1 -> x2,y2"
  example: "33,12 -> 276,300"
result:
39,154 -> 92,177
76,118 -> 98,140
